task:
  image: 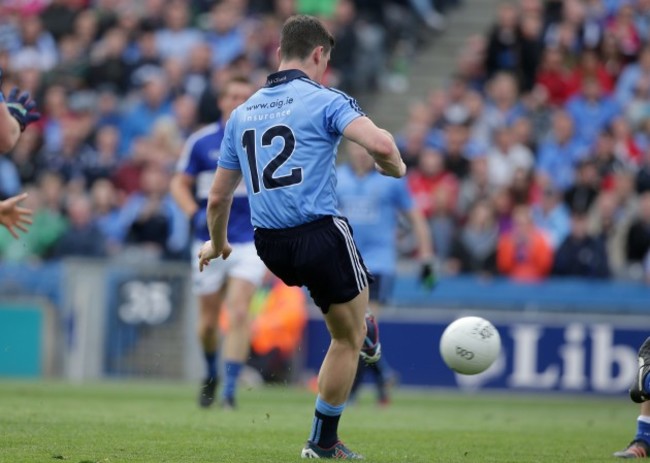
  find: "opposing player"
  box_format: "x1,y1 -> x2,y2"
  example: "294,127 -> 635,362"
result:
198,15 -> 406,459
0,68 -> 40,238
614,338 -> 650,458
171,77 -> 266,409
337,141 -> 434,405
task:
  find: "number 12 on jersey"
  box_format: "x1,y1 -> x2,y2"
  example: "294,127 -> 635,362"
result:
242,124 -> 302,194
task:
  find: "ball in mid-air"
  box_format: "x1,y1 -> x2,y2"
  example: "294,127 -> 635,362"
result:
439,316 -> 501,375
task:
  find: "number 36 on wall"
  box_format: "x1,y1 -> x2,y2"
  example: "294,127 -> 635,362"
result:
118,281 -> 172,325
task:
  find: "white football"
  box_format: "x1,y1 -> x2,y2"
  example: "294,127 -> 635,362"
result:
439,316 -> 501,375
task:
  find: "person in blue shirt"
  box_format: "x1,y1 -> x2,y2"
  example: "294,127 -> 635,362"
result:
536,111 -> 589,192
566,77 -> 620,147
615,45 -> 650,107
337,140 -> 434,406
170,77 -> 266,409
119,70 -> 173,156
198,15 -> 406,460
531,186 -> 571,251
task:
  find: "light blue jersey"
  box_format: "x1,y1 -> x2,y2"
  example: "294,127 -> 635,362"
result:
337,165 -> 414,274
218,69 -> 364,229
176,122 -> 254,243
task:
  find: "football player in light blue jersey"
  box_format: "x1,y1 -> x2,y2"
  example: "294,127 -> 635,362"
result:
337,141 -> 434,406
171,77 -> 266,410
198,15 -> 407,460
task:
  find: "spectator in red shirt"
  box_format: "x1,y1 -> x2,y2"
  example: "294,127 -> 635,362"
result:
606,3 -> 642,60
408,147 -> 458,219
568,48 -> 615,98
535,47 -> 573,106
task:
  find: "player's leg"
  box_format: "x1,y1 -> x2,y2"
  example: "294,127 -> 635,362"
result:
352,274 -> 396,405
253,217 -> 368,459
367,275 -> 396,405
220,243 -> 266,408
197,289 -> 226,407
302,288 -> 368,459
221,277 -> 256,408
614,402 -> 650,458
614,337 -> 650,458
319,288 -> 368,404
192,239 -> 227,408
349,277 -> 382,403
302,217 -> 373,459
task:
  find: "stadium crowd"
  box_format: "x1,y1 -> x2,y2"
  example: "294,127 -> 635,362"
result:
396,0 -> 650,283
0,0 -> 447,260
0,0 -> 648,284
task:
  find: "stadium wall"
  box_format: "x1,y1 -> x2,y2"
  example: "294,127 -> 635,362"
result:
0,259 -> 648,396
304,311 -> 650,395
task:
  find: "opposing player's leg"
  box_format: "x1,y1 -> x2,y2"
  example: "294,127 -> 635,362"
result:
192,240 -> 228,408
220,242 -> 267,408
302,287 -> 368,459
197,289 -> 225,408
615,338 -> 650,458
615,402 -> 650,458
221,277 -> 256,408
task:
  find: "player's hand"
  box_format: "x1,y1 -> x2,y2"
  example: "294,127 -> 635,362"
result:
198,239 -> 232,272
0,192 -> 33,239
419,262 -> 437,290
374,162 -> 389,176
6,87 -> 41,131
374,160 -> 406,178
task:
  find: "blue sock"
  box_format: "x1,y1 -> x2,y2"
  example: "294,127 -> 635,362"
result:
636,416 -> 650,444
222,361 -> 242,401
309,396 -> 345,448
204,351 -> 218,380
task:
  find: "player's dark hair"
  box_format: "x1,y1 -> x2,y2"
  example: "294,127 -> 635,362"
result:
280,15 -> 335,61
220,75 -> 252,97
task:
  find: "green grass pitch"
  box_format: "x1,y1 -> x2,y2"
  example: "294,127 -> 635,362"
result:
0,381 -> 638,462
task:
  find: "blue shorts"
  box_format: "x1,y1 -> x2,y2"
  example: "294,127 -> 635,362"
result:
254,216 -> 374,313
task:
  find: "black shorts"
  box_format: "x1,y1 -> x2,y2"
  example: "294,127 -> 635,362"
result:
368,274 -> 395,305
254,216 -> 374,313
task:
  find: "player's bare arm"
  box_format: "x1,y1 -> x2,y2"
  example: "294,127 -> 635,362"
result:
0,192 -> 33,239
199,167 -> 242,271
170,173 -> 199,218
343,116 -> 406,178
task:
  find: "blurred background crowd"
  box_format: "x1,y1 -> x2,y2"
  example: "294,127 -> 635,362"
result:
0,0 -> 649,284
397,0 -> 650,283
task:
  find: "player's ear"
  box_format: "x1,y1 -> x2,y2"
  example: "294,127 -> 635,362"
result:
313,46 -> 323,66
276,46 -> 281,63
